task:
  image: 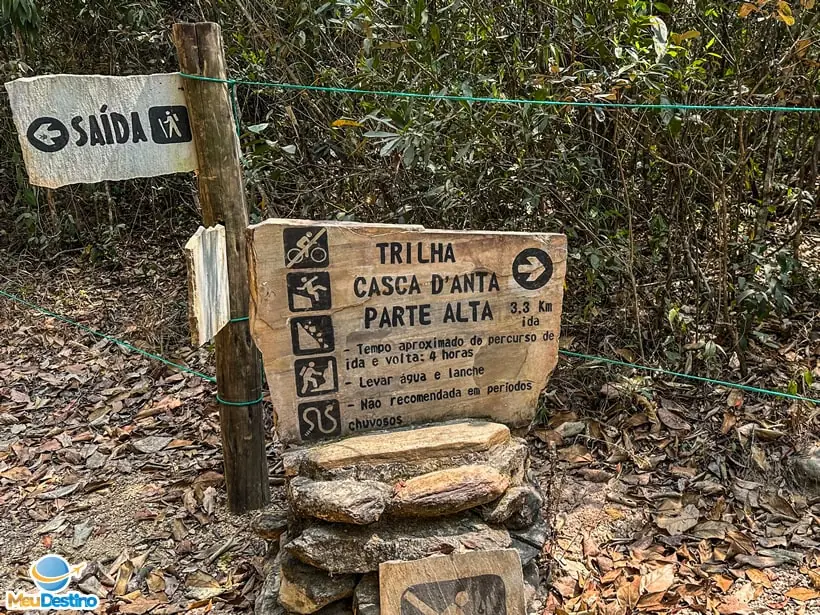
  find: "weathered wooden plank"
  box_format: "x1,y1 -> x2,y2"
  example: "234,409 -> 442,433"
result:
174,21 -> 269,512
379,549 -> 525,615
184,225 -> 230,347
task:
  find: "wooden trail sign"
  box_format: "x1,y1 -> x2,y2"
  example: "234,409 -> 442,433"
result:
4,73 -> 197,188
249,218 -> 567,445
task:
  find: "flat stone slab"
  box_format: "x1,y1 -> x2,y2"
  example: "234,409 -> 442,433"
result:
379,549 -> 525,615
285,516 -> 511,574
284,421 -> 510,475
392,465 -> 509,517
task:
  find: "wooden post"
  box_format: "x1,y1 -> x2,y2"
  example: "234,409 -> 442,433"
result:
173,22 -> 270,512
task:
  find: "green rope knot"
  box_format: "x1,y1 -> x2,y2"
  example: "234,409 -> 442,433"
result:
216,393 -> 265,406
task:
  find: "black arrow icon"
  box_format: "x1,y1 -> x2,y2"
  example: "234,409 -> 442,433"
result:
26,117 -> 69,153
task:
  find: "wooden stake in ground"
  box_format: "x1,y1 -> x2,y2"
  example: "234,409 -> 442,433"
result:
173,22 -> 269,512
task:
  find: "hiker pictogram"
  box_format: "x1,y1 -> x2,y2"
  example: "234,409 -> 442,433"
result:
290,315 -> 335,355
283,227 -> 329,268
294,356 -> 338,397
148,106 -> 192,144
287,272 -> 332,312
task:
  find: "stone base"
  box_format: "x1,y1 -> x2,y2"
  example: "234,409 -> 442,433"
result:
254,420 -> 548,615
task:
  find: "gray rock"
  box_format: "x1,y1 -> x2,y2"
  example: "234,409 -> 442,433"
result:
511,538 -> 541,567
523,560 -> 541,588
523,561 -> 541,612
289,477 -> 391,525
255,552 -> 285,615
278,553 -> 356,614
253,506 -> 290,541
352,573 -> 379,615
510,518 -> 548,550
481,485 -> 543,529
792,445 -> 820,492
286,515 -> 511,574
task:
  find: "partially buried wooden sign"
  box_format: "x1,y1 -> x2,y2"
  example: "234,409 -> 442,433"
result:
248,219 -> 567,445
379,549 -> 525,615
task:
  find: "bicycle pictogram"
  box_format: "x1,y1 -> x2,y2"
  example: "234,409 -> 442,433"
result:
283,227 -> 329,268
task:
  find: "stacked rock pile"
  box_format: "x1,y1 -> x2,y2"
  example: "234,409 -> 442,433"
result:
252,420 -> 547,615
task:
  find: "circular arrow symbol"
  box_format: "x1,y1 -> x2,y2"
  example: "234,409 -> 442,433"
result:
26,117 -> 69,153
512,248 -> 553,290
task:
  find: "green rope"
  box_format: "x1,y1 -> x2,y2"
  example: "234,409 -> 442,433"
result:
229,316 -> 249,323
2,288 -> 816,405
0,288 -> 216,383
559,349 -> 818,404
178,72 -> 820,114
216,393 -> 265,406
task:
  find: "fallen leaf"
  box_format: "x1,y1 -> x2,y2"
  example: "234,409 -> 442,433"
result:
131,436 -> 173,454
616,576 -> 641,609
637,591 -> 666,610
727,389 -> 744,407
558,444 -> 593,464
745,569 -> 772,588
656,504 -> 700,536
36,514 -> 67,535
119,596 -> 162,614
533,428 -> 562,446
785,587 -> 820,602
714,574 -> 734,593
552,575 -> 578,599
642,565 -> 676,593
146,570 -> 166,593
735,555 -> 785,569
72,520 -> 94,548
114,560 -> 135,596
38,483 -> 80,500
1,466 -> 32,481
807,569 -> 820,590
657,407 -> 691,431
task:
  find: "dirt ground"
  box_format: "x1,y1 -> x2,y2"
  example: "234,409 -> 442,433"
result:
1,244 -> 819,614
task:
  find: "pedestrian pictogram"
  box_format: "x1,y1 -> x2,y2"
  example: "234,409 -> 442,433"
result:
290,315 -> 335,355
297,399 -> 342,441
148,106 -> 192,144
283,227 -> 329,268
400,574 -> 507,615
512,248 -> 553,290
294,356 -> 338,397
287,272 -> 332,312
26,117 -> 70,153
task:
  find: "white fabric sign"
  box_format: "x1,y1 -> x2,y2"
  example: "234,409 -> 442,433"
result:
5,73 -> 198,188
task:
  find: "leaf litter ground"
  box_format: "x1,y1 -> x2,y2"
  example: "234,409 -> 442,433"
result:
1,243 -> 819,614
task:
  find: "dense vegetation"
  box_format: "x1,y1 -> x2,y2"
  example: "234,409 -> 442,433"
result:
1,0 -> 817,391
